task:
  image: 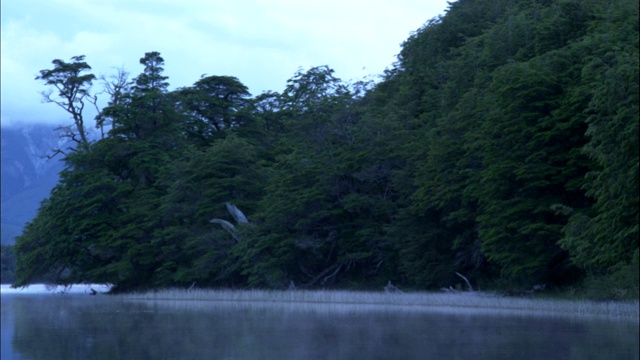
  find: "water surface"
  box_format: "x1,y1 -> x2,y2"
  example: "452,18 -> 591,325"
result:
1,289 -> 638,359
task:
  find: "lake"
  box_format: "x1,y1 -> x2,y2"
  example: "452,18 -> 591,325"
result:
1,285 -> 638,359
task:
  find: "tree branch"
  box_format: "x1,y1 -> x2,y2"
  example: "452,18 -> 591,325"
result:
455,272 -> 474,292
225,202 -> 249,225
209,219 -> 239,242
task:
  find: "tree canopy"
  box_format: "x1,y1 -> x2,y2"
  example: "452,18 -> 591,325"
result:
14,1 -> 639,298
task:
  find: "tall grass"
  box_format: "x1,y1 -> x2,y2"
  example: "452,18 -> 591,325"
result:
119,288 -> 639,321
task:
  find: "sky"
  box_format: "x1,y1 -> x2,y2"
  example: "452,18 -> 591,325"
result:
1,0 -> 451,128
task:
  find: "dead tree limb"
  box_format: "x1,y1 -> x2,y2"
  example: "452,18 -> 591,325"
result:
209,219 -> 239,242
384,281 -> 403,294
304,263 -> 342,287
321,263 -> 343,285
455,272 -> 474,292
225,202 -> 249,225
210,202 -> 250,242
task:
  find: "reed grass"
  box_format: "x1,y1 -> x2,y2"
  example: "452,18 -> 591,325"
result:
119,288 -> 639,321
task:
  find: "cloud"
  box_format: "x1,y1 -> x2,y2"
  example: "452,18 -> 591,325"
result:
1,20 -> 69,127
1,0 -> 449,126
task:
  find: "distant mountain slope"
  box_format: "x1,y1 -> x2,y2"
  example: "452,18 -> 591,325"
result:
1,125 -> 67,244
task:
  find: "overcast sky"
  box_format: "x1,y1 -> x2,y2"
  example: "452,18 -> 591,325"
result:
1,0 -> 450,128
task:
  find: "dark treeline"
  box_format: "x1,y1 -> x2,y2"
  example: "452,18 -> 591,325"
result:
1,245 -> 16,283
12,0 -> 638,298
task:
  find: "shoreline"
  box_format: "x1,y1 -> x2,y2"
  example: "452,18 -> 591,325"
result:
122,288 -> 639,321
3,284 -> 638,321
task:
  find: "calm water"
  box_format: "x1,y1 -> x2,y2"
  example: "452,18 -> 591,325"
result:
1,290 -> 638,359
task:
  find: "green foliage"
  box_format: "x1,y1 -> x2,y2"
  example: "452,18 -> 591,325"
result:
580,250 -> 639,300
36,55 -> 96,146
473,56 -> 587,285
1,245 -> 16,283
558,0 -> 639,274
14,0 -> 638,297
176,75 -> 252,144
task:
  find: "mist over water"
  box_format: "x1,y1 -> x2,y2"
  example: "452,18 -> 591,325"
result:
1,291 -> 638,360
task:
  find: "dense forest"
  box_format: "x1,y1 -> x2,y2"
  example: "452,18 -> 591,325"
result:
10,0 -> 638,298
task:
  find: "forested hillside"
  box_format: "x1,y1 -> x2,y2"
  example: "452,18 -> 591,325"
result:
1,125 -> 67,245
13,0 -> 638,298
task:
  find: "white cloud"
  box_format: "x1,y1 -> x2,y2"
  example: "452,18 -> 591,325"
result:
1,0 -> 449,127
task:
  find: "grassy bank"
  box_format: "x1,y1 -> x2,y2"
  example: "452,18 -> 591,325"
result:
119,288 -> 639,321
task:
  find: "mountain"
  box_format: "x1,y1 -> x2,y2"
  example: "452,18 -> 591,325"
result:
1,125 -> 68,245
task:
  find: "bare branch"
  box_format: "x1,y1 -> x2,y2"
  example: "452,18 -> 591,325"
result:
225,202 -> 249,225
384,281 -> 403,294
209,219 -> 240,242
455,272 -> 474,292
210,202 -> 251,242
304,262 -> 343,287
41,148 -> 68,160
96,67 -> 131,132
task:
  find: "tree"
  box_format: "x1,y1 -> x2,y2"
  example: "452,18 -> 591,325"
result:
95,67 -> 131,138
133,51 -> 169,94
13,144 -> 131,287
14,0 -> 638,296
1,245 -> 16,284
106,51 -> 174,140
176,75 -> 252,145
234,67 -> 397,288
36,55 -> 97,149
559,0 -> 639,274
155,134 -> 266,287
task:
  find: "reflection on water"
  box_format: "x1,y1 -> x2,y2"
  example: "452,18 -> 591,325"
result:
1,292 -> 638,360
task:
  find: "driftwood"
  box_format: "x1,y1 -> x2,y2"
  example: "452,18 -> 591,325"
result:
384,281 -> 403,294
441,272 -> 475,293
455,272 -> 474,292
